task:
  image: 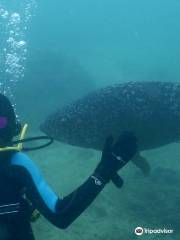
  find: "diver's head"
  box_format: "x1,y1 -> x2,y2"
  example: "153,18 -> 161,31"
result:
0,94 -> 21,146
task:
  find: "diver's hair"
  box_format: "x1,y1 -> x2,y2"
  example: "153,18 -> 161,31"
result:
0,94 -> 18,144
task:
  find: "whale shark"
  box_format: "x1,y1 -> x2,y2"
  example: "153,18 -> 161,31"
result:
40,81 -> 180,175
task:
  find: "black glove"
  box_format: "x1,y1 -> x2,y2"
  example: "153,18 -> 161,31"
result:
94,131 -> 138,187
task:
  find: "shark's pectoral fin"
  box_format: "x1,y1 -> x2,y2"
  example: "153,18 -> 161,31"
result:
131,153 -> 151,176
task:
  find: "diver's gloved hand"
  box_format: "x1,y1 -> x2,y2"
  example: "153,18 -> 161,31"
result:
94,131 -> 138,187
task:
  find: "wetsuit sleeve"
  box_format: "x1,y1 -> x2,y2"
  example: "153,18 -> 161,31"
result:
11,152 -> 106,229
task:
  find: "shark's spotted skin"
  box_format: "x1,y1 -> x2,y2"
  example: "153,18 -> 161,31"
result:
40,82 -> 180,175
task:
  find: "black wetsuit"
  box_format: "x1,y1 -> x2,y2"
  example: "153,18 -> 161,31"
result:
0,151 -> 106,240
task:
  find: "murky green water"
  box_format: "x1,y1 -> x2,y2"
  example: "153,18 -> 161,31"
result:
0,1 -> 180,239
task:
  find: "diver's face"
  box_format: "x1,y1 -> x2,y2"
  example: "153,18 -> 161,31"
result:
0,116 -> 7,129
0,116 -> 13,146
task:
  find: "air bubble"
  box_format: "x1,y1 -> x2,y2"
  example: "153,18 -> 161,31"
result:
10,12 -> 21,24
0,1 -> 37,106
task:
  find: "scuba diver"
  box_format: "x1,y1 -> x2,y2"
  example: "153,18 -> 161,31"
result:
0,93 -> 138,240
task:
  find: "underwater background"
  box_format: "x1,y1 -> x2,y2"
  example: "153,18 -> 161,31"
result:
0,0 -> 180,239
